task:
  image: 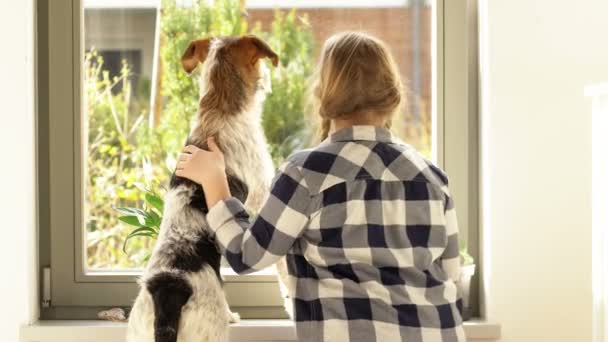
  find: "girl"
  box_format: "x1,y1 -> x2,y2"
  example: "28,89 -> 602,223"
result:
176,31 -> 465,342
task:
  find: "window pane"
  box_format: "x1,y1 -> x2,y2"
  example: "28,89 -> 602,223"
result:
83,0 -> 433,270
84,2 -> 158,270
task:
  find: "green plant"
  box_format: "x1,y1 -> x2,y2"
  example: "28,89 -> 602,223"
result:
251,10 -> 315,164
157,1 -> 315,165
460,243 -> 475,266
114,189 -> 164,260
84,50 -> 166,268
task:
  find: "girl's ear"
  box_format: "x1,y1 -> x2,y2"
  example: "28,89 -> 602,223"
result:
241,35 -> 279,67
181,38 -> 212,74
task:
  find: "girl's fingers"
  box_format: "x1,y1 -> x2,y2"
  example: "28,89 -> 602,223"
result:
178,153 -> 190,162
176,160 -> 187,170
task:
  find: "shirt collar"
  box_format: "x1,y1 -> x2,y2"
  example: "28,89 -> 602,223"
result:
322,125 -> 397,145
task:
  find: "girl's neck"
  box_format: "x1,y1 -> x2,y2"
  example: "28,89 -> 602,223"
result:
331,111 -> 388,133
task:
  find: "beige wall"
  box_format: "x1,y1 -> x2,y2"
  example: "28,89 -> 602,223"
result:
479,0 -> 608,340
0,0 -> 38,341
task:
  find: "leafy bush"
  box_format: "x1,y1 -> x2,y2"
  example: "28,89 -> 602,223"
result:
251,10 -> 315,163
85,0 -> 315,269
85,51 -> 162,268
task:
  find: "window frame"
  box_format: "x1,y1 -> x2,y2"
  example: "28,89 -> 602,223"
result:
435,0 -> 481,317
39,0 -> 480,319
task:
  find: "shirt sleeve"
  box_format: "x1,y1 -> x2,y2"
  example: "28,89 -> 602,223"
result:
441,191 -> 461,282
206,160 -> 311,274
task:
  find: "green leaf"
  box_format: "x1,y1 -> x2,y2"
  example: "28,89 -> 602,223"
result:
118,215 -> 142,227
146,210 -> 162,229
113,206 -> 146,217
122,229 -> 157,254
131,225 -> 157,233
145,192 -> 164,213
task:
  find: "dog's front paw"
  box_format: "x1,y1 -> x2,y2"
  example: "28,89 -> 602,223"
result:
228,311 -> 241,323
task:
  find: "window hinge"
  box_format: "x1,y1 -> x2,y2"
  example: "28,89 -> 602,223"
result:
42,267 -> 51,308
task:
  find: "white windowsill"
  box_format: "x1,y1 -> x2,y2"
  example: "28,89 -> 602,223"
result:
21,319 -> 501,342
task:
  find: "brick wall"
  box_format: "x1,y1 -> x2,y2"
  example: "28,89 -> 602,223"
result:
246,7 -> 433,151
247,8 -> 432,99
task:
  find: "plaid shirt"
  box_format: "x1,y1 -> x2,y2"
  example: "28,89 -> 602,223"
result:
207,126 -> 465,341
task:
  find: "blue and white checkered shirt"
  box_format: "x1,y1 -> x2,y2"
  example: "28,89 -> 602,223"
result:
207,125 -> 465,341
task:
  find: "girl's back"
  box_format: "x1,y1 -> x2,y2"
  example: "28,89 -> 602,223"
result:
281,125 -> 464,341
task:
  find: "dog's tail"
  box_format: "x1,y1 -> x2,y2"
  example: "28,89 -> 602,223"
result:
146,272 -> 193,342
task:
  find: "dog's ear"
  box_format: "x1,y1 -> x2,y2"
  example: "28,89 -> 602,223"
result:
181,38 -> 212,74
242,35 -> 279,67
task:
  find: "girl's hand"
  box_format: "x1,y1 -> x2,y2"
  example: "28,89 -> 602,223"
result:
175,137 -> 231,208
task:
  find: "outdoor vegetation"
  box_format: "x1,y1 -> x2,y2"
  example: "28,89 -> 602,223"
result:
85,0 -> 314,269
85,0 -> 432,270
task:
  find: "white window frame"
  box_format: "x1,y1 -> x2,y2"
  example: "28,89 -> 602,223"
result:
39,0 -> 479,319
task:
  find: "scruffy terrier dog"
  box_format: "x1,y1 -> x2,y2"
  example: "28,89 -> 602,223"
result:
127,35 -> 290,342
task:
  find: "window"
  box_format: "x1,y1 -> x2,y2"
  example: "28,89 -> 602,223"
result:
39,0 -> 479,319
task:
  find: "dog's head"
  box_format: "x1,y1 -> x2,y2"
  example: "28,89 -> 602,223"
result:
181,35 -> 278,107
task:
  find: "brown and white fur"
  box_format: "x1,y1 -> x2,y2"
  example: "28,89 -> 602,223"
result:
126,35 -> 292,342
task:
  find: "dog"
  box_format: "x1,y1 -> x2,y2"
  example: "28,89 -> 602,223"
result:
126,35 -> 291,342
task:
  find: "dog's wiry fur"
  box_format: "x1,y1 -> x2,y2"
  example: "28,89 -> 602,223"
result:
127,36 -> 290,342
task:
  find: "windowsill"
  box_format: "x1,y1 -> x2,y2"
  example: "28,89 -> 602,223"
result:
80,267 -> 280,282
21,319 -> 501,341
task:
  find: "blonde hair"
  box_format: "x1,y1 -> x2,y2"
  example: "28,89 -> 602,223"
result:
309,32 -> 404,141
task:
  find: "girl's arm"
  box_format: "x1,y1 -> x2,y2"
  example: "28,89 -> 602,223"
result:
176,139 -> 310,274
425,163 -> 461,283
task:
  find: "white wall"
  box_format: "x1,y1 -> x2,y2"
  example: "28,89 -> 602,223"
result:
479,0 -> 608,341
0,0 -> 38,341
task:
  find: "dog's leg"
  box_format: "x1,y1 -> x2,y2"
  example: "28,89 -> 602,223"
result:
147,273 -> 193,342
226,301 -> 241,323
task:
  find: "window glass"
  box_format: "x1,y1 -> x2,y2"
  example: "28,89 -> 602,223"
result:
83,0 -> 433,270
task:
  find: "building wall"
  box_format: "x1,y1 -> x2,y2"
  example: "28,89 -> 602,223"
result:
247,6 -> 432,123
479,0 -> 608,340
82,7 -> 432,107
0,0 -> 38,341
84,9 -> 157,80
247,7 -> 433,115
83,6 -> 433,150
